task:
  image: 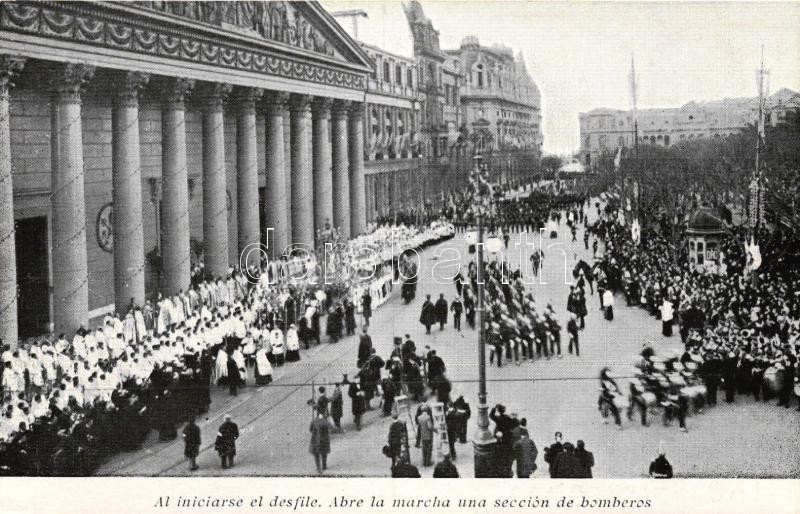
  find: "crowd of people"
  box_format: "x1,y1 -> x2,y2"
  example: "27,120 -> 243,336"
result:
587,198 -> 800,425
0,218 -> 458,476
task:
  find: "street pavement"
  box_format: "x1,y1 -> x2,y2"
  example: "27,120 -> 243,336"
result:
96,205 -> 800,478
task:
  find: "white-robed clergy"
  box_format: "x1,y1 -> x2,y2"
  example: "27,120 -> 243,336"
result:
123,312 -> 136,343
214,347 -> 229,384
603,289 -> 615,321
660,300 -> 674,337
254,344 -> 273,385
157,296 -> 173,334
270,327 -> 285,367
285,324 -> 300,362
241,332 -> 256,366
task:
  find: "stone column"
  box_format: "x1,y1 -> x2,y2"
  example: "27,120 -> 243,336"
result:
51,63 -> 94,334
311,97 -> 333,233
348,103 -> 366,236
331,100 -> 351,240
112,71 -> 149,312
160,78 -> 194,296
264,91 -> 290,257
282,103 -> 292,246
290,94 -> 314,248
236,87 -> 263,268
0,55 -> 25,346
199,82 -> 232,279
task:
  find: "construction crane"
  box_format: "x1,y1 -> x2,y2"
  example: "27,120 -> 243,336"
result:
331,9 -> 368,40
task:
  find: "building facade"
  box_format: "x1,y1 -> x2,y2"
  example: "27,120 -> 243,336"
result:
359,43 -> 422,224
579,88 -> 800,166
446,36 -> 542,187
0,1 -> 374,342
404,1 -> 542,196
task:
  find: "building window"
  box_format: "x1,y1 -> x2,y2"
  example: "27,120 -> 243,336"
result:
664,135 -> 670,146
476,65 -> 484,88
407,68 -> 413,88
618,136 -> 625,147
383,61 -> 390,82
395,64 -> 402,85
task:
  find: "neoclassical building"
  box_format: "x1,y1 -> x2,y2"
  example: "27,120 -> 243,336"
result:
0,1 -> 374,342
579,88 -> 800,166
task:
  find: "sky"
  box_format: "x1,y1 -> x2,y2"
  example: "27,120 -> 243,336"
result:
322,1 -> 800,155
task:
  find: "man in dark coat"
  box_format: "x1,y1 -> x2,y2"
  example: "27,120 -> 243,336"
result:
330,383 -> 344,432
426,349 -> 446,385
573,440 -> 594,478
182,414 -> 201,471
419,295 -> 436,334
227,357 -> 241,396
453,395 -> 471,443
391,461 -> 421,478
649,450 -> 673,478
435,293 -> 449,330
554,442 -> 579,478
348,381 -> 366,430
450,296 -> 463,331
357,328 -> 372,368
361,290 -> 372,327
309,408 -> 331,474
544,432 -> 564,478
344,299 -> 356,336
387,413 -> 408,466
433,454 -> 460,477
513,431 -> 538,478
216,414 -> 239,469
380,377 -> 396,417
567,313 -> 580,356
489,404 -> 518,477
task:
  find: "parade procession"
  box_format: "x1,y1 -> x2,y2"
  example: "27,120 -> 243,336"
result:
1,0 -> 799,481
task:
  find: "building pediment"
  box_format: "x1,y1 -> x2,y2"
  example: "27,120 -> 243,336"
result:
0,1 -> 373,92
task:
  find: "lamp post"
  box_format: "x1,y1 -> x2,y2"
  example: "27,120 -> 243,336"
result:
471,153 -> 496,477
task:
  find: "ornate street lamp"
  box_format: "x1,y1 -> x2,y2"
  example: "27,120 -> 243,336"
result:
470,153 -> 497,477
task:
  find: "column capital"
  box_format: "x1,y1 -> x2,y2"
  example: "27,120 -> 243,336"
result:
348,101 -> 364,121
332,100 -> 350,120
114,71 -> 150,108
312,97 -> 333,115
236,87 -> 264,114
50,63 -> 95,104
0,55 -> 26,99
264,90 -> 290,113
290,93 -> 312,114
161,77 -> 195,110
197,81 -> 232,112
